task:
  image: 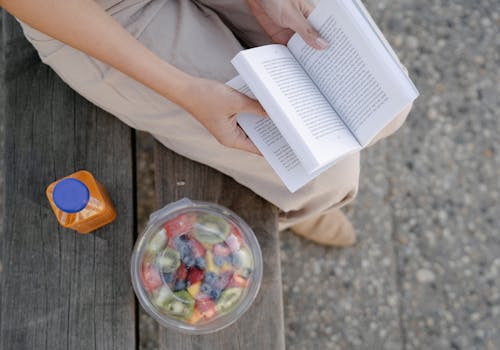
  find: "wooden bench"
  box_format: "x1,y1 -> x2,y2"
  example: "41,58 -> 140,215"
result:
0,11 -> 284,349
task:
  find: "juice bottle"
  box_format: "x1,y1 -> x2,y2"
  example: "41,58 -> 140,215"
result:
46,170 -> 117,234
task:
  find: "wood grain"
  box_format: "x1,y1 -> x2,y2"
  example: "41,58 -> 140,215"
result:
154,145 -> 285,349
0,13 -> 136,350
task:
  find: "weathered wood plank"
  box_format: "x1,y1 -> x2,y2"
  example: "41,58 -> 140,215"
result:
1,12 -> 39,79
154,145 -> 285,349
0,13 -> 136,350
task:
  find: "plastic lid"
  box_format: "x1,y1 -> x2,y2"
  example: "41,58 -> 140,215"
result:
53,178 -> 90,213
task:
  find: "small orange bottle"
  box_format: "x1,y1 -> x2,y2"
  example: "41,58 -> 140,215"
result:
46,170 -> 117,234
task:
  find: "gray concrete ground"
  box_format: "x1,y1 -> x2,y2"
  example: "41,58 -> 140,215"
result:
1,0 -> 499,349
280,1 -> 500,349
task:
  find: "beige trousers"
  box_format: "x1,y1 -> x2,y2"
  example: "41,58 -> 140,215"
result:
19,0 -> 411,229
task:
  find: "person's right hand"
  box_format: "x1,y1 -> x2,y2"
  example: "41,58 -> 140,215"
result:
247,0 -> 329,50
183,78 -> 267,155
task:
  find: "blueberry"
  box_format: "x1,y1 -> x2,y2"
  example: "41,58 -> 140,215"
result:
230,253 -> 241,268
162,272 -> 175,284
210,289 -> 221,301
214,255 -> 224,267
180,245 -> 191,257
174,243 -> 185,253
183,255 -> 196,268
195,257 -> 206,269
200,283 -> 212,295
205,272 -> 217,285
174,280 -> 187,291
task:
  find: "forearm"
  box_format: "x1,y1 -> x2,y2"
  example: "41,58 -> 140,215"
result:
1,0 -> 195,109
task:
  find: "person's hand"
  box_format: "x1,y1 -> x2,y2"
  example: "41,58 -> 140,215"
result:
184,78 -> 267,155
247,0 -> 329,49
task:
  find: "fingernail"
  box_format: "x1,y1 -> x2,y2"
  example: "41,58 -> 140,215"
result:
316,37 -> 329,49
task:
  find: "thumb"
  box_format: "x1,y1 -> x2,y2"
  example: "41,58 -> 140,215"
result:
291,14 -> 329,50
240,97 -> 268,118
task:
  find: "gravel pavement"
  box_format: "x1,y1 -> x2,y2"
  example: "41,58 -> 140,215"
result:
278,1 -> 499,349
1,1 -> 499,349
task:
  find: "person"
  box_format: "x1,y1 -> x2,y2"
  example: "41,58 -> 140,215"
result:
0,0 -> 411,246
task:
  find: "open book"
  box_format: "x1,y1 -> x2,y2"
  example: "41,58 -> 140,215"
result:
227,0 -> 419,192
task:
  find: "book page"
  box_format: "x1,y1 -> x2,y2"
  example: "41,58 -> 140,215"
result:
232,45 -> 361,172
226,76 -> 319,192
287,0 -> 419,146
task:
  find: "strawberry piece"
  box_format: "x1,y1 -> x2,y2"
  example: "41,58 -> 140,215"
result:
140,263 -> 162,292
187,308 -> 203,325
176,263 -> 188,281
195,296 -> 212,308
230,223 -> 243,240
187,268 -> 204,285
164,214 -> 192,239
213,243 -> 231,257
188,237 -> 206,257
196,298 -> 217,319
227,272 -> 249,288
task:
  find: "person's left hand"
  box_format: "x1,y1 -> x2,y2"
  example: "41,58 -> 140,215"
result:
247,0 -> 329,49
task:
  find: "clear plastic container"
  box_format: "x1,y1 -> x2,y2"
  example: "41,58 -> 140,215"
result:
131,198 -> 263,334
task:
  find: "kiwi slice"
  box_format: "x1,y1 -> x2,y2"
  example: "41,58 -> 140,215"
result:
152,286 -> 173,308
146,229 -> 167,253
234,247 -> 253,270
162,291 -> 195,319
156,247 -> 180,273
216,288 -> 244,314
194,213 -> 230,244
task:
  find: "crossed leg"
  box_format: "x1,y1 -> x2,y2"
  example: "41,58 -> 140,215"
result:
18,0 -> 410,243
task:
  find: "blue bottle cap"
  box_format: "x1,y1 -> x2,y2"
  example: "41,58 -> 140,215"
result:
53,178 -> 90,213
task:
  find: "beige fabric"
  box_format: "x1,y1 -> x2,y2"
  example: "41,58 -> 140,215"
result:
18,0 -> 411,229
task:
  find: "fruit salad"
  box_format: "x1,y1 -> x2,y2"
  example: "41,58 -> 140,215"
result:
139,211 -> 255,325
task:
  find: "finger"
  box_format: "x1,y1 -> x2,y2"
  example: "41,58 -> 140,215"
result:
240,138 -> 262,156
301,0 -> 314,17
240,97 -> 268,118
230,127 -> 263,156
290,13 -> 329,50
270,28 -> 295,45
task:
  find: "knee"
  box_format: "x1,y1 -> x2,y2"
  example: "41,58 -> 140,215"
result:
274,153 -> 360,213
367,102 -> 413,147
